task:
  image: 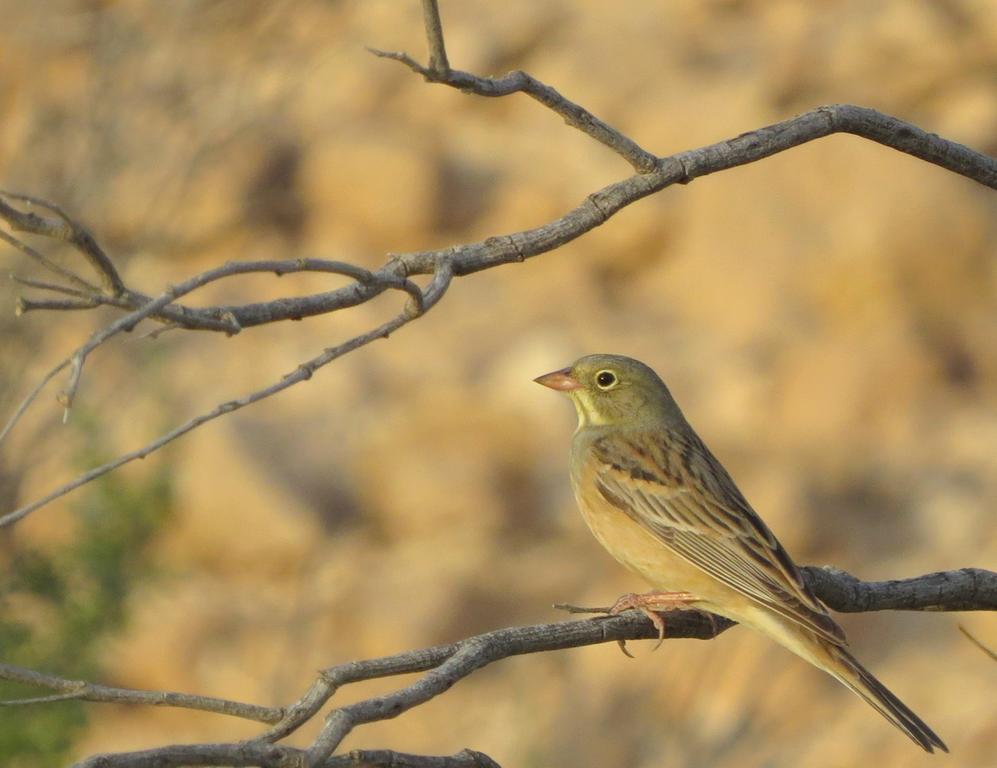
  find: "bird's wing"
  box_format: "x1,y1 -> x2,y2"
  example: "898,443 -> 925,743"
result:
589,430 -> 846,645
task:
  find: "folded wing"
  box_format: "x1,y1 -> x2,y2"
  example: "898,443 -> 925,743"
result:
590,430 -> 846,646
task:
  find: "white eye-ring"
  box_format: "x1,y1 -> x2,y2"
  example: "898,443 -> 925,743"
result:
595,370 -> 618,390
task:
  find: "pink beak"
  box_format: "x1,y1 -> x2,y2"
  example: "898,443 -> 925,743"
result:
534,366 -> 582,391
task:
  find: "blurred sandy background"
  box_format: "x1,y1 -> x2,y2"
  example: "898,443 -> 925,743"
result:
1,1 -> 995,766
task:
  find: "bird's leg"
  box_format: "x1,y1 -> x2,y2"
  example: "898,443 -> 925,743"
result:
609,590 -> 698,657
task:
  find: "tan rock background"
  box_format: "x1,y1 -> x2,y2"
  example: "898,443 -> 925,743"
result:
1,1 -> 995,766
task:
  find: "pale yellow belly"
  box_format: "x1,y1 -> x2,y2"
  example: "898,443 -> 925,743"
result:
571,465 -> 840,669
573,481 -> 751,621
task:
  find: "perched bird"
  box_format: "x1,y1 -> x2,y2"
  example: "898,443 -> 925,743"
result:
535,353 -> 945,753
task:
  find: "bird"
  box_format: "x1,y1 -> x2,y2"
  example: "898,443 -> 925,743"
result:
535,353 -> 946,753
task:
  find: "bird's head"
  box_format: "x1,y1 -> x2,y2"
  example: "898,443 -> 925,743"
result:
534,353 -> 681,430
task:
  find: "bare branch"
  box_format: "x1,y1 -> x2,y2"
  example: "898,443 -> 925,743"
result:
10,275 -> 136,313
72,742 -> 303,768
0,259 -> 453,528
2,2 -> 994,538
391,108 -> 996,280
16,296 -> 99,314
365,48 -> 659,173
420,0 -> 450,74
7,568 -> 986,731
1,196 -> 425,330
73,744 -> 501,768
0,663 -> 280,723
303,566 -> 995,764
50,256 -> 427,411
368,46 -> 997,185
0,224 -> 98,293
9,274 -> 97,298
0,313 -> 405,528
342,749 -> 501,768
5,256 -> 423,434
803,565 -> 997,613
0,190 -> 125,295
4,565 -> 991,767
12,100 -> 994,338
0,358 -> 70,446
0,692 -> 91,706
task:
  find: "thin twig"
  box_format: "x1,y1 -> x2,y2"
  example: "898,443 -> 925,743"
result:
0,223 -> 99,293
367,47 -> 659,174
9,274 -> 96,298
4,257 -> 422,440
551,602 -> 611,614
0,358 -> 70,446
0,691 -> 89,706
958,625 -> 997,662
0,261 -> 453,528
0,190 -> 125,295
393,107 -> 997,279
421,0 -> 450,73
0,662 -> 282,722
0,313 -> 406,528
16,297 -> 98,314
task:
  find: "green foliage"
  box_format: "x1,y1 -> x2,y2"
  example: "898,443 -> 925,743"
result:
0,437 -> 173,768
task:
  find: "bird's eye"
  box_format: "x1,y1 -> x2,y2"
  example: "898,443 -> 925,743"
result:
595,370 -> 618,389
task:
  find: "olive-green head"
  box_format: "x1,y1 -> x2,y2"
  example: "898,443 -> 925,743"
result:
534,353 -> 683,430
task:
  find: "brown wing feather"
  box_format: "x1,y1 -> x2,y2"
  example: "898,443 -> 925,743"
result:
590,430 -> 846,645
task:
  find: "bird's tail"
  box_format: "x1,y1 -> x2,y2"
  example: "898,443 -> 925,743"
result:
818,640 -> 947,754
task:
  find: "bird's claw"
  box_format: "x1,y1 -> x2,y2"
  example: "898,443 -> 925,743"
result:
616,639 -> 635,658
608,590 -> 697,656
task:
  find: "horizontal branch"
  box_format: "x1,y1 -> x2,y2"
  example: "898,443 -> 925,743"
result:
16,564 -> 988,768
73,743 -> 500,768
303,565 -> 996,764
803,565 -> 997,613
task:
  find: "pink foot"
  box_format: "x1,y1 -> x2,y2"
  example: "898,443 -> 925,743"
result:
609,590 -> 698,657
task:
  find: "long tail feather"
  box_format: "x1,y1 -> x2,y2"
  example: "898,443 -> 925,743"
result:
822,642 -> 947,754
